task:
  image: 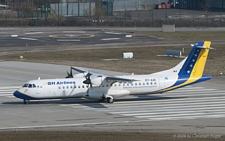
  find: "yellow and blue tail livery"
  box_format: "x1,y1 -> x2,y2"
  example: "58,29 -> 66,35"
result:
163,41 -> 212,91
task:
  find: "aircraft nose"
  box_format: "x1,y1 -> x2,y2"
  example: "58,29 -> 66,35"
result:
13,90 -> 29,100
13,90 -> 33,100
13,90 -> 23,99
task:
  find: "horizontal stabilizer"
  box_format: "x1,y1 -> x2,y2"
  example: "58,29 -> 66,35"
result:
196,46 -> 215,50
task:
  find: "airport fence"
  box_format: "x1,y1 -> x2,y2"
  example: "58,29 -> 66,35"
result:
0,1 -> 225,27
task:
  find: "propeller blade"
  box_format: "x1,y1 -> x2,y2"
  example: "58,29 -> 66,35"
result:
66,67 -> 73,78
83,71 -> 93,88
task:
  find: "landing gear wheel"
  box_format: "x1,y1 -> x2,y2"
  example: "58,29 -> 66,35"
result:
99,96 -> 105,102
107,97 -> 114,103
23,99 -> 30,104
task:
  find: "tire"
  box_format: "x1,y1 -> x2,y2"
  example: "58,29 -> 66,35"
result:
107,97 -> 114,103
23,99 -> 29,104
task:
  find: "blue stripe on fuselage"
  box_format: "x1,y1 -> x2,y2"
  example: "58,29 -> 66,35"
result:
13,91 -> 37,100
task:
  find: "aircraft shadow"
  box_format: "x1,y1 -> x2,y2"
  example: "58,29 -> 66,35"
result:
2,95 -> 187,109
115,95 -> 186,102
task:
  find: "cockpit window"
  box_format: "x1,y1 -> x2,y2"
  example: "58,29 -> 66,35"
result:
23,83 -> 37,88
23,84 -> 29,87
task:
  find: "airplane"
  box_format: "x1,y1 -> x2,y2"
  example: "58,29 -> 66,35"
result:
14,41 -> 213,104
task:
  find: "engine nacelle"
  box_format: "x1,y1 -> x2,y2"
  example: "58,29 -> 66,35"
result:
106,89 -> 130,98
86,88 -> 106,100
91,77 -> 104,86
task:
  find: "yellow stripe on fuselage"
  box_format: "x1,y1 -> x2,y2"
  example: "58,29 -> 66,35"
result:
160,41 -> 211,92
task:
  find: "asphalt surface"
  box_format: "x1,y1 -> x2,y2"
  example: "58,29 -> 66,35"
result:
0,61 -> 225,136
0,27 -> 157,47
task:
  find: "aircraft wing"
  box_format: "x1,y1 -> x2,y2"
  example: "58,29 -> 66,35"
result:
71,66 -> 88,73
71,66 -> 137,83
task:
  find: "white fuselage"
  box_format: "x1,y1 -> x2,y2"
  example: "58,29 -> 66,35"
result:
15,69 -> 179,101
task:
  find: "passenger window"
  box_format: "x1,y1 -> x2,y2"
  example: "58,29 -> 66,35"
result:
78,86 -> 80,88
143,82 -> 145,85
82,85 -> 84,88
58,86 -> 61,89
70,86 -> 73,89
63,86 -> 65,89
74,85 -> 76,88
139,83 -> 141,85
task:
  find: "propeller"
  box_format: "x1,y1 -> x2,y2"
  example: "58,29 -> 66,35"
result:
66,67 -> 73,78
83,71 -> 92,88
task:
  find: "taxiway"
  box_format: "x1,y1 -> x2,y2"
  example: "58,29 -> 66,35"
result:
0,61 -> 225,135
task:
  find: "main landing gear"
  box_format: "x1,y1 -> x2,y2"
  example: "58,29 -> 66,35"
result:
23,99 -> 30,104
99,96 -> 114,103
106,97 -> 114,103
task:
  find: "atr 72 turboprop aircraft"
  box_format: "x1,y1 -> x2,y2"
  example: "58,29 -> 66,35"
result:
14,41 -> 213,104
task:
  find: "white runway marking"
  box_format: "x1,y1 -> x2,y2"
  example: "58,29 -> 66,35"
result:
20,38 -> 38,41
0,94 -> 13,97
24,32 -> 43,35
125,35 -> 132,37
0,86 -> 18,97
101,38 -> 120,41
57,39 -> 81,42
61,86 -> 225,122
11,35 -> 18,37
105,32 -> 122,35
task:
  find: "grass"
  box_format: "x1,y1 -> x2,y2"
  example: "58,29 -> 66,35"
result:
2,43 -> 225,75
120,31 -> 225,42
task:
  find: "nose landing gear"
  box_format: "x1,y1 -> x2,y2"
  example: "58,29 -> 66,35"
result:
23,99 -> 30,104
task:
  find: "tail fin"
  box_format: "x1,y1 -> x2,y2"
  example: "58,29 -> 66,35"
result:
179,41 -> 211,78
170,41 -> 212,89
